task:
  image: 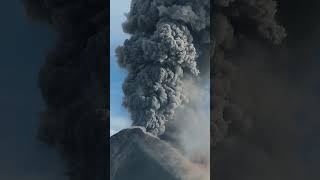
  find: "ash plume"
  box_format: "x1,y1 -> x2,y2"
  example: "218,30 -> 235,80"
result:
117,0 -> 210,136
212,0 -> 320,179
23,0 -> 108,179
212,0 -> 287,149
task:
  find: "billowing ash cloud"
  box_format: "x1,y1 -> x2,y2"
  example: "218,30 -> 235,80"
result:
212,0 -> 320,179
212,0 -> 286,148
23,0 -> 108,179
214,0 -> 286,44
117,0 -> 210,136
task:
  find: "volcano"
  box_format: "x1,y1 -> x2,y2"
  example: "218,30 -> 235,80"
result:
110,127 -> 208,180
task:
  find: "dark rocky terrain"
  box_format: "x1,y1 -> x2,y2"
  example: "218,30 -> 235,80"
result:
110,127 -> 208,180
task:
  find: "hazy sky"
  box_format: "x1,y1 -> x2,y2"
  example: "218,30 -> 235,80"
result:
0,0 -> 66,179
110,0 -> 132,135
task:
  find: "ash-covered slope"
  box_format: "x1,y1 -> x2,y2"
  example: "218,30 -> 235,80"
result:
110,127 -> 208,180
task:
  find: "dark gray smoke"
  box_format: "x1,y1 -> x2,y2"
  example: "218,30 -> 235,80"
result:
212,0 -> 320,179
23,0 -> 108,179
212,0 -> 287,148
117,0 -> 210,136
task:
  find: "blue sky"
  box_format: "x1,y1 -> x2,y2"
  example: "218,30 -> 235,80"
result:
110,0 -> 132,136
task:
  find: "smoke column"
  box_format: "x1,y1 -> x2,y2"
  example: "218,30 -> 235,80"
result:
23,0 -> 108,179
116,0 -> 210,136
212,0 -> 286,148
212,0 -> 320,179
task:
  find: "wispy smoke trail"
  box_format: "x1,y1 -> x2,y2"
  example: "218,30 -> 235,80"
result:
117,0 -> 210,136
